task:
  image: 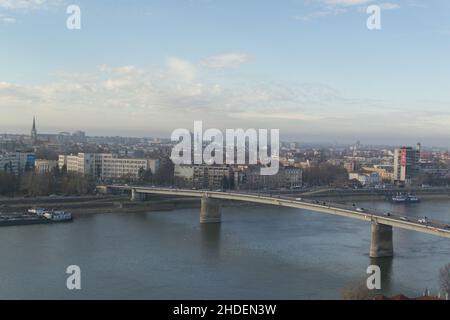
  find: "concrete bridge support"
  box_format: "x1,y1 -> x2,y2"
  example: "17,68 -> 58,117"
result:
370,223 -> 394,258
200,196 -> 222,224
131,189 -> 145,202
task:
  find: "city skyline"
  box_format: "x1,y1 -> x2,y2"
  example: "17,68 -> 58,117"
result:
2,116 -> 449,150
1,0 -> 450,146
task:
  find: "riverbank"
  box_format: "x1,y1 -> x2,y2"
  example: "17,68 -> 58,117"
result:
295,187 -> 450,202
2,189 -> 450,216
0,195 -> 254,216
306,194 -> 450,202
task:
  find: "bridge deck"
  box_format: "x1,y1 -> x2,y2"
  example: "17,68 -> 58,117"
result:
109,186 -> 450,239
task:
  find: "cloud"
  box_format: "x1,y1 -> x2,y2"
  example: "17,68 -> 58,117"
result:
202,53 -> 253,69
324,0 -> 372,6
379,2 -> 400,10
167,57 -> 197,82
3,58 -> 446,141
296,7 -> 348,21
299,0 -> 400,21
0,0 -> 64,10
0,59 -> 396,136
0,13 -> 15,23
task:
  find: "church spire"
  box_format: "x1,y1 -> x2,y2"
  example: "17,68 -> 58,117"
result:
31,116 -> 38,145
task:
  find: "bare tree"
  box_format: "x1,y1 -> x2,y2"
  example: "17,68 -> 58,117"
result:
341,281 -> 372,300
439,263 -> 450,296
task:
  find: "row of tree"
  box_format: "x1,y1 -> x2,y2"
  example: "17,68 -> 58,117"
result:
137,158 -> 175,186
0,166 -> 95,197
302,163 -> 349,187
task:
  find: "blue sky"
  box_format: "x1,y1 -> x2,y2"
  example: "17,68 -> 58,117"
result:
1,0 -> 450,146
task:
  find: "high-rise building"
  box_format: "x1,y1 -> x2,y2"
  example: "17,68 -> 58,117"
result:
393,146 -> 420,185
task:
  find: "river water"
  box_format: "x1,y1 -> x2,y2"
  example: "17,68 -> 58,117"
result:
1,199 -> 449,300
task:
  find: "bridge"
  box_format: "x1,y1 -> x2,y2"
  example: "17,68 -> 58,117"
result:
104,185 -> 450,259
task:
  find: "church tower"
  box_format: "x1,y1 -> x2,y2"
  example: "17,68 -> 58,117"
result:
31,116 -> 38,145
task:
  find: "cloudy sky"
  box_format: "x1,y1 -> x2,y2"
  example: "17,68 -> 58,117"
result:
1,0 -> 449,146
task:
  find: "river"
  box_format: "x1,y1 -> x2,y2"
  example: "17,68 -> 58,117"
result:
1,199 -> 449,299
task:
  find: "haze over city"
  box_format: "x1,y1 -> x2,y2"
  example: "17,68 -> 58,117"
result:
1,0 -> 450,146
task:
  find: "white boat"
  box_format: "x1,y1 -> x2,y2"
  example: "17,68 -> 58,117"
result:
28,208 -> 47,216
407,195 -> 421,203
43,210 -> 73,222
391,194 -> 421,204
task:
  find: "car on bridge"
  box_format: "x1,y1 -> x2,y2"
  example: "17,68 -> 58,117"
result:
356,208 -> 365,212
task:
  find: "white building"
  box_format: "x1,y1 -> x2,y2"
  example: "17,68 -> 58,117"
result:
35,160 -> 59,174
59,153 -> 103,177
349,172 -> 381,186
101,154 -> 159,180
59,153 -> 160,180
174,164 -> 233,189
234,166 -> 302,190
174,165 -> 195,186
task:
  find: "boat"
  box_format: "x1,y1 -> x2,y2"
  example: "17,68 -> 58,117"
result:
43,210 -> 73,222
28,208 -> 47,216
0,209 -> 73,227
391,195 -> 408,203
0,214 -> 52,227
391,194 -> 421,204
407,195 -> 421,203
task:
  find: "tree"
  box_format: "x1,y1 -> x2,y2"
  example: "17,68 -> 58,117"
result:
19,171 -> 59,196
348,178 -> 363,189
221,176 -> 229,190
341,281 -> 374,300
303,163 -> 349,187
0,171 -> 18,196
138,168 -> 153,184
153,157 -> 174,186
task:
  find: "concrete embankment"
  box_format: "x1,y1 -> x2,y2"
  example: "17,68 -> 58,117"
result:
305,194 -> 450,202
295,188 -> 450,202
0,195 -> 254,215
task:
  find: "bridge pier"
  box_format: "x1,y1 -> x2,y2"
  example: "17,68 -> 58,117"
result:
370,223 -> 394,258
131,188 -> 145,202
200,196 -> 222,224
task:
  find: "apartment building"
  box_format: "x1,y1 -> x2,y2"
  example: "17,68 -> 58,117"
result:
58,153 -> 160,180
35,160 -> 58,174
234,166 -> 303,190
101,154 -> 159,180
0,152 -> 36,175
174,164 -> 233,189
